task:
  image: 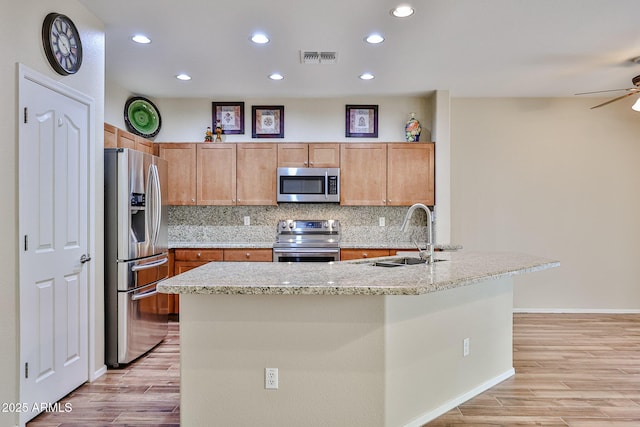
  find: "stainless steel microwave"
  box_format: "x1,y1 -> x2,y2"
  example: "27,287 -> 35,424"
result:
277,167 -> 340,203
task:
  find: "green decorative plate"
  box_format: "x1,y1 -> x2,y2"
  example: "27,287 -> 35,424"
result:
124,96 -> 162,138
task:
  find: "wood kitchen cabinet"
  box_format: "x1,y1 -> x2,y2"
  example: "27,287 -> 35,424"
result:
340,142 -> 435,206
236,143 -> 277,205
196,144 -> 237,205
387,143 -> 435,206
104,123 -> 117,148
104,123 -> 154,154
170,249 -> 224,314
223,248 -> 273,262
157,143 -> 197,205
340,248 -> 391,260
340,144 -> 387,205
277,143 -> 340,168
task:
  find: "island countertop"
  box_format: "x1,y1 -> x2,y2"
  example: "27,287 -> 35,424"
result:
157,251 -> 559,296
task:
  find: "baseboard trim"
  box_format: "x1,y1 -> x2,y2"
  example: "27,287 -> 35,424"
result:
403,368 -> 515,427
513,308 -> 640,314
90,364 -> 107,382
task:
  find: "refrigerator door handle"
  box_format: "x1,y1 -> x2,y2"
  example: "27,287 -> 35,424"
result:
153,164 -> 162,245
131,256 -> 169,271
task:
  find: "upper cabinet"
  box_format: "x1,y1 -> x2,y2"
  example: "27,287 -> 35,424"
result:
197,144 -> 237,205
387,143 -> 435,206
104,123 -> 154,154
340,142 -> 435,206
157,143 -> 197,205
277,143 -> 340,168
340,144 -> 388,205
236,143 -> 277,205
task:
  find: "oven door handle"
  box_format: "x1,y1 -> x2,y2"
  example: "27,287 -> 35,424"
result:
273,248 -> 340,254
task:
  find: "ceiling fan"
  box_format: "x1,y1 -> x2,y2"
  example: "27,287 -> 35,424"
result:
575,74 -> 640,109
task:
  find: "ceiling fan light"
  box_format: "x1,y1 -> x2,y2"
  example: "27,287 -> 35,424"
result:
632,98 -> 640,111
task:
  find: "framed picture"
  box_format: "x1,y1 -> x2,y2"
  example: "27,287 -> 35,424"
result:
212,102 -> 244,134
252,105 -> 284,138
345,104 -> 378,138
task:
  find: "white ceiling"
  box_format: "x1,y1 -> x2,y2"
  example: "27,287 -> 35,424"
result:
79,0 -> 640,101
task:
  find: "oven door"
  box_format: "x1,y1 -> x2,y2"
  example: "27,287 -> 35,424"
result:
273,247 -> 340,262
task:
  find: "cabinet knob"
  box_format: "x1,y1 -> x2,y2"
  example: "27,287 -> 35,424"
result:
363,253 -> 368,258
192,198 -> 196,203
309,161 -> 314,165
246,252 -> 250,258
197,252 -> 201,258
304,161 -> 308,166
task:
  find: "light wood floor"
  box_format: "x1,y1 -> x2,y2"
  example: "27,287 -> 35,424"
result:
27,313 -> 640,426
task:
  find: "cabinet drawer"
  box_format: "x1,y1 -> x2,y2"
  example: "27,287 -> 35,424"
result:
223,248 -> 273,262
174,249 -> 224,261
340,249 -> 390,260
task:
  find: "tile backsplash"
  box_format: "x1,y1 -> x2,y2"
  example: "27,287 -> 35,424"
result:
168,204 -> 430,245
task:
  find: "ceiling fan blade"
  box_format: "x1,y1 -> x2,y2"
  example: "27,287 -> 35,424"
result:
590,92 -> 637,109
575,88 -> 632,95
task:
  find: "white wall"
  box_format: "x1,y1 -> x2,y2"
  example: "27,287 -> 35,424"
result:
104,82 -> 434,143
1,2 -> 105,425
451,97 -> 640,310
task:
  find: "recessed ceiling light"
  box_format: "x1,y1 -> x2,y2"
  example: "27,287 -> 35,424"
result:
131,34 -> 151,44
269,73 -> 284,80
391,5 -> 415,18
365,34 -> 385,44
176,74 -> 191,81
251,33 -> 270,44
359,73 -> 375,80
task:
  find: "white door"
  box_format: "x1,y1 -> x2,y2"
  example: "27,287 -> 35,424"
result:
18,69 -> 90,424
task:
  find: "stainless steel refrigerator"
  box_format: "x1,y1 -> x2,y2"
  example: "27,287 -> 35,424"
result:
104,148 -> 169,367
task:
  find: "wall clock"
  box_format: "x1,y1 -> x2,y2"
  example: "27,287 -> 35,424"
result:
42,12 -> 83,75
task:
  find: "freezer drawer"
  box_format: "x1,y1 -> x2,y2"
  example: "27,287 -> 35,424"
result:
107,282 -> 168,367
117,253 -> 169,291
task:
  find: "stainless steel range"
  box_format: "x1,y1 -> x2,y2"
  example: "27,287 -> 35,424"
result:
273,220 -> 340,262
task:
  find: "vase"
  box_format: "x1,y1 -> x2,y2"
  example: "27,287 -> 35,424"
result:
405,113 -> 421,142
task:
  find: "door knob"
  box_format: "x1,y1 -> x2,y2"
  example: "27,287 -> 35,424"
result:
80,253 -> 92,264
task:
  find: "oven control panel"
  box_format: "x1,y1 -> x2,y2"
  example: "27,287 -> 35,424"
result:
277,219 -> 340,234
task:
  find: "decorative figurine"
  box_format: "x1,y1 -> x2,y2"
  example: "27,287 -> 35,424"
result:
215,120 -> 223,142
205,126 -> 213,142
405,112 -> 422,142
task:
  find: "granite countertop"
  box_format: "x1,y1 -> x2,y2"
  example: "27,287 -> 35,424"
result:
158,251 -> 559,296
169,241 -> 462,250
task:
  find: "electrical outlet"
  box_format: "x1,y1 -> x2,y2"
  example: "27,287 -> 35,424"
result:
244,216 -> 251,226
379,217 -> 385,227
265,368 -> 278,389
463,338 -> 470,357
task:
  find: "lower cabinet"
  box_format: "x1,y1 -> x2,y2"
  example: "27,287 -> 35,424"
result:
340,248 -> 419,260
168,248 -> 273,314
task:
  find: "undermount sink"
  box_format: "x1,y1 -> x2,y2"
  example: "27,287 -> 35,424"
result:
371,257 -> 445,267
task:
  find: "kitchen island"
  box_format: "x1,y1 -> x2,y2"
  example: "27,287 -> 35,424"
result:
158,251 -> 558,427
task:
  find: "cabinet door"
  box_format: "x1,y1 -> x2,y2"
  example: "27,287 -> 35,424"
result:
158,143 -> 197,205
309,143 -> 340,167
277,144 -> 308,167
104,123 -> 117,148
223,248 -> 273,262
340,144 -> 387,205
387,143 -> 435,206
236,143 -> 277,205
135,135 -> 154,154
340,248 -> 390,260
117,129 -> 136,150
197,144 -> 237,205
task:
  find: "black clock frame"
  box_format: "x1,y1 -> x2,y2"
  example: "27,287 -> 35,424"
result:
42,12 -> 83,76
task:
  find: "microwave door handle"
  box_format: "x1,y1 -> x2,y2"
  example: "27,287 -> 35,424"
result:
325,171 -> 329,200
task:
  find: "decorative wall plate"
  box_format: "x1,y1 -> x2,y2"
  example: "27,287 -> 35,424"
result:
124,96 -> 162,138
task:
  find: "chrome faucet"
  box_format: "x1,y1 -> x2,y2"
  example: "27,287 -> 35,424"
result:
401,203 -> 434,264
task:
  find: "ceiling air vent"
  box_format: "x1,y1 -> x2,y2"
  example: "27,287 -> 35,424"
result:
300,51 -> 338,64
